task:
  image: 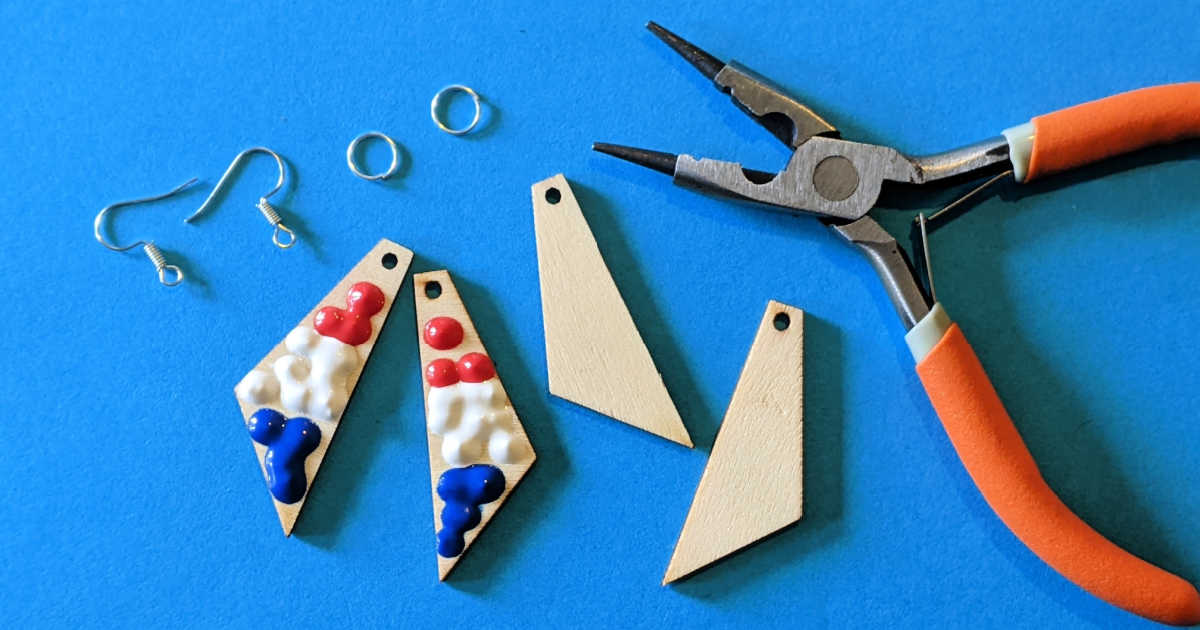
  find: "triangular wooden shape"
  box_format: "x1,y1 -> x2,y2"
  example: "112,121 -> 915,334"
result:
234,239 -> 413,535
664,301 -> 804,583
531,174 -> 692,447
414,270 -> 536,580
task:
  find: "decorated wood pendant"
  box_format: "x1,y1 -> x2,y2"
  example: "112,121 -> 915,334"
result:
531,174 -> 692,447
234,239 -> 413,535
414,270 -> 536,580
664,301 -> 804,583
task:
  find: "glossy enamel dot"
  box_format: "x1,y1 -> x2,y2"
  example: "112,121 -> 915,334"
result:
423,316 -> 465,350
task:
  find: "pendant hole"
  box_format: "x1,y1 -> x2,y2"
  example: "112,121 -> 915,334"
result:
425,280 -> 443,299
381,252 -> 398,269
545,187 -> 561,204
773,312 -> 790,331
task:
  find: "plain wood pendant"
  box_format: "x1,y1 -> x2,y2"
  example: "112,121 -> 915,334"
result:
414,270 -> 537,580
531,174 -> 692,447
664,301 -> 804,584
234,239 -> 414,535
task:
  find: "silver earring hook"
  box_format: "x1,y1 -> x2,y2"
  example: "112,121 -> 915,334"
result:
185,146 -> 297,249
94,178 -> 199,287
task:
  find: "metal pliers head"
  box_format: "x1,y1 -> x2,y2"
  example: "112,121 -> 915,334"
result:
596,22 -> 1011,223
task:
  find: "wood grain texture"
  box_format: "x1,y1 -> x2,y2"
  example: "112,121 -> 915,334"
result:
234,239 -> 413,536
531,174 -> 691,447
413,270 -> 536,581
664,301 -> 803,584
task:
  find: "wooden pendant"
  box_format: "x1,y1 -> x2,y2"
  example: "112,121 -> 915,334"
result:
414,270 -> 536,580
664,301 -> 804,583
234,239 -> 413,535
531,174 -> 692,447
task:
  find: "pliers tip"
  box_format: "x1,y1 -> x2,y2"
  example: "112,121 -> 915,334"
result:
593,142 -> 679,176
645,21 -> 725,82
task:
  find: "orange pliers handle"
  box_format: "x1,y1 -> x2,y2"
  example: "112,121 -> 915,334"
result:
1009,82 -> 1200,181
915,317 -> 1200,625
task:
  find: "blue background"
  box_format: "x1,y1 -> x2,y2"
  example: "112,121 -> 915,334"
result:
2,2 -> 1197,628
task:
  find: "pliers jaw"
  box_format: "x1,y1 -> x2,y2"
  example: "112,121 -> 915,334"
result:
600,23 -> 1012,222
646,21 -> 838,149
601,22 -> 928,221
594,137 -> 920,222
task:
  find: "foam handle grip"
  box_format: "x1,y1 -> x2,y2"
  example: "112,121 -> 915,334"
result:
1026,82 -> 1200,181
916,324 -> 1200,626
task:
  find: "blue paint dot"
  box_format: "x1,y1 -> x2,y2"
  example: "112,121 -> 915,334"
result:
435,464 -> 506,558
247,409 -> 321,504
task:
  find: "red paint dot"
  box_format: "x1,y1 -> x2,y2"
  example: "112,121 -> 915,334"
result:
346,282 -> 386,315
313,281 -> 385,346
423,316 -> 464,350
456,352 -> 495,383
425,358 -> 459,387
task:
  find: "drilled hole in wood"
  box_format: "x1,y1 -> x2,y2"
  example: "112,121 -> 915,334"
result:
381,252 -> 398,269
773,312 -> 790,331
545,187 -> 561,204
425,280 -> 442,299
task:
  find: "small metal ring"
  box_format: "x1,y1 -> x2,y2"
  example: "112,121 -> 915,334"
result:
346,131 -> 401,180
430,85 -> 482,136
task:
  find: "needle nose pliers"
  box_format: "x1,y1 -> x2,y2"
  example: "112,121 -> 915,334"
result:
595,21 -> 1200,626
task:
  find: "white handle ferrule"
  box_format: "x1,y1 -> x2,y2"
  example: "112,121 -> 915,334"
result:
1001,121 -> 1035,183
905,302 -> 952,363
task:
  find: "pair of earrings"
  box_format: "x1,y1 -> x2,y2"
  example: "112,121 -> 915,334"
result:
93,147 -> 297,286
233,240 -> 535,580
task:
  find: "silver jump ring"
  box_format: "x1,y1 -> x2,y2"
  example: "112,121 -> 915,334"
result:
346,131 -> 401,180
430,85 -> 482,136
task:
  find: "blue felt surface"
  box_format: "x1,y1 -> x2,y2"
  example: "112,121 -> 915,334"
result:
2,2 -> 1198,628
